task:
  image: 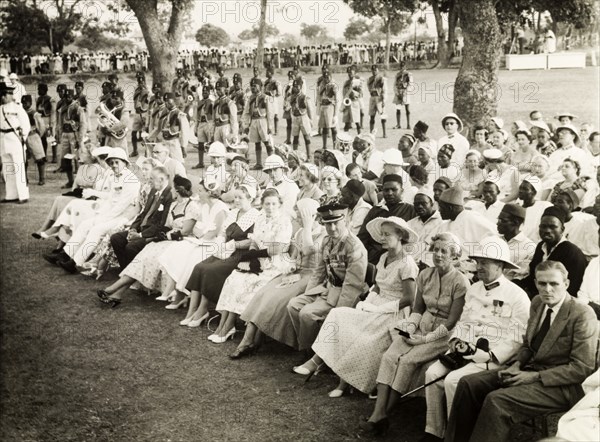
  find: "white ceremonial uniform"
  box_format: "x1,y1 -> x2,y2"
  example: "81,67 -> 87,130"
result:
424,276 -> 531,438
438,133 -> 470,166
64,169 -> 140,266
0,101 -> 30,201
436,210 -> 496,256
501,232 -> 536,280
564,211 -> 599,259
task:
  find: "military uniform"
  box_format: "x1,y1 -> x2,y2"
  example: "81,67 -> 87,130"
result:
264,74 -> 282,135
229,86 -> 245,137
35,87 -> 56,157
342,74 -> 363,126
244,88 -> 272,145
367,73 -> 387,117
61,90 -> 87,165
132,79 -> 149,132
393,67 -> 413,129
287,205 -> 368,350
195,95 -> 214,144
103,102 -> 129,149
318,78 -> 338,129
212,87 -> 238,145
54,84 -> 67,161
159,96 -> 190,164
0,83 -> 31,201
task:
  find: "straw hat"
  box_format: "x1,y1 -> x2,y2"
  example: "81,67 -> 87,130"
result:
366,216 -> 419,244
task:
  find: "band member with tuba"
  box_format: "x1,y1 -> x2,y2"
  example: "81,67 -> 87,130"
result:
22,94 -> 47,185
99,89 -> 129,150
367,64 -> 388,138
60,89 -> 87,188
318,70 -> 339,150
342,64 -> 363,134
193,85 -> 214,169
159,91 -> 190,164
131,71 -> 149,157
282,70 -> 296,144
393,61 -> 412,129
290,78 -> 313,159
243,78 -> 273,170
264,65 -> 282,137
53,83 -> 67,164
213,78 -> 239,147
36,83 -> 56,161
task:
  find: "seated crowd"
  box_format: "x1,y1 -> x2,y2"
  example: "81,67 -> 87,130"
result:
32,108 -> 600,442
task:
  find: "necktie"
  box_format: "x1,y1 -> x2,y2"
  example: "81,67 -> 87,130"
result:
531,308 -> 553,352
142,191 -> 161,226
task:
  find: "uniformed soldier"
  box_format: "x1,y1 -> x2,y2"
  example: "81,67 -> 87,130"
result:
315,63 -> 329,136
146,83 -> 165,147
342,64 -> 363,134
287,202 -> 368,350
108,73 -> 119,89
61,88 -> 87,187
0,82 -> 31,203
53,83 -> 67,164
212,78 -> 238,148
35,83 -> 56,160
292,63 -> 307,94
317,70 -> 339,150
367,64 -> 388,138
264,65 -> 282,136
215,65 -> 230,90
193,85 -> 214,169
73,80 -> 90,138
159,91 -> 190,164
282,70 -> 296,145
229,73 -> 245,139
102,89 -> 129,150
393,61 -> 413,129
290,78 -> 313,159
243,78 -> 273,170
131,71 -> 149,157
99,81 -> 114,105
22,94 -> 47,185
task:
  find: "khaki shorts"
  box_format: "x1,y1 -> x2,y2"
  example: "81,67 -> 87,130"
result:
292,114 -> 311,137
248,118 -> 269,143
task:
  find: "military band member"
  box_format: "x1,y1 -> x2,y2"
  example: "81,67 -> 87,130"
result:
292,63 -> 307,94
22,94 -> 47,185
264,65 -> 282,136
243,78 -> 273,170
108,73 -> 119,89
367,64 -> 387,138
147,84 -> 165,146
99,81 -> 114,105
131,71 -> 149,157
229,73 -> 246,138
159,91 -> 190,164
318,71 -> 339,150
216,65 -> 230,90
213,78 -> 239,147
172,68 -> 185,99
0,82 -> 30,203
35,83 -> 56,160
393,61 -> 412,129
282,70 -> 296,144
290,78 -> 313,159
61,89 -> 87,188
54,83 -> 67,163
342,64 -> 363,134
193,85 -> 214,169
102,89 -> 129,150
287,202 -> 368,351
315,63 -> 329,136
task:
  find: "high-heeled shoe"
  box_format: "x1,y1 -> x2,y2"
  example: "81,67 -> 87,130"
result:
97,289 -> 110,301
179,317 -> 193,326
358,417 -> 390,436
165,297 -> 189,310
229,344 -> 257,359
99,296 -> 121,308
187,312 -> 209,328
293,357 -> 325,381
207,333 -> 218,341
155,293 -> 171,301
211,328 -> 236,344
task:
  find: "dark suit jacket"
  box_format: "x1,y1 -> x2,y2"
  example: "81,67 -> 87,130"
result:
516,295 -> 598,388
130,186 -> 173,238
518,240 -> 587,298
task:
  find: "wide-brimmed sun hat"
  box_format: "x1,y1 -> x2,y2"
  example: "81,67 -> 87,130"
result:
468,236 -> 520,269
366,216 -> 419,244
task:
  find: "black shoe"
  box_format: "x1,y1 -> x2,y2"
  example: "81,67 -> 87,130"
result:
17,199 -> 28,204
99,296 -> 121,308
418,434 -> 443,442
229,344 -> 257,360
58,258 -> 78,274
252,164 -> 263,170
61,182 -> 74,189
359,417 -> 390,437
0,199 -> 18,204
43,250 -> 69,266
31,232 -> 42,239
130,151 -> 138,157
192,163 -> 204,169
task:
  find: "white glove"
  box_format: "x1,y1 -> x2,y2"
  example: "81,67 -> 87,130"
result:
82,188 -> 96,199
463,348 -> 491,364
423,324 -> 449,343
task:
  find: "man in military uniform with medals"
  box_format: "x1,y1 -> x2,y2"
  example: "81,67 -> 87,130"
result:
287,202 -> 368,351
243,78 -> 273,170
193,85 -> 214,169
367,64 -> 388,138
393,61 -> 413,129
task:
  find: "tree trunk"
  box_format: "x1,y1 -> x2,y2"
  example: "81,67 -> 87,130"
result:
447,5 -> 458,60
255,0 -> 268,70
385,18 -> 392,70
126,0 -> 191,91
453,0 -> 502,138
432,1 -> 449,67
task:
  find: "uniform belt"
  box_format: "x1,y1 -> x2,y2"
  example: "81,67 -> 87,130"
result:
62,124 -> 75,132
321,101 -> 333,106
0,128 -> 17,133
214,120 -> 229,127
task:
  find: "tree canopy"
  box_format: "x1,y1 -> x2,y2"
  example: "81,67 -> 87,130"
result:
195,24 -> 230,48
238,23 -> 279,41
300,24 -> 330,43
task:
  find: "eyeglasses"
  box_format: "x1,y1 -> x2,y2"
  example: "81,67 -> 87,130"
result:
152,151 -> 163,155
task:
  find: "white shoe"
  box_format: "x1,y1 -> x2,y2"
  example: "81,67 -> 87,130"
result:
207,334 -> 217,341
156,294 -> 171,301
187,312 -> 209,328
328,388 -> 345,398
211,328 -> 236,344
179,317 -> 192,326
165,297 -> 188,310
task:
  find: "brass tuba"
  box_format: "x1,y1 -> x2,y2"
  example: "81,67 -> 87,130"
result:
95,102 -> 127,139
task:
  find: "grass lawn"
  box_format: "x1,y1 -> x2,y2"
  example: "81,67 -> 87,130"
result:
2,67 -> 593,441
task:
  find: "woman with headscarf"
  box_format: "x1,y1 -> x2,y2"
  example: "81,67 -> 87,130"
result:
434,144 -> 462,185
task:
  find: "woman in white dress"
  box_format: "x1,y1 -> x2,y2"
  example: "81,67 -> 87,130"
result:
360,232 -> 468,436
293,217 -> 419,397
155,180 -> 229,308
97,176 -> 203,305
210,189 -> 293,344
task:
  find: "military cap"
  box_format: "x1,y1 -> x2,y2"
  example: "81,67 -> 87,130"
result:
215,78 -> 228,89
74,81 -> 84,88
250,78 -> 263,87
317,202 -> 349,223
163,92 -> 176,100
